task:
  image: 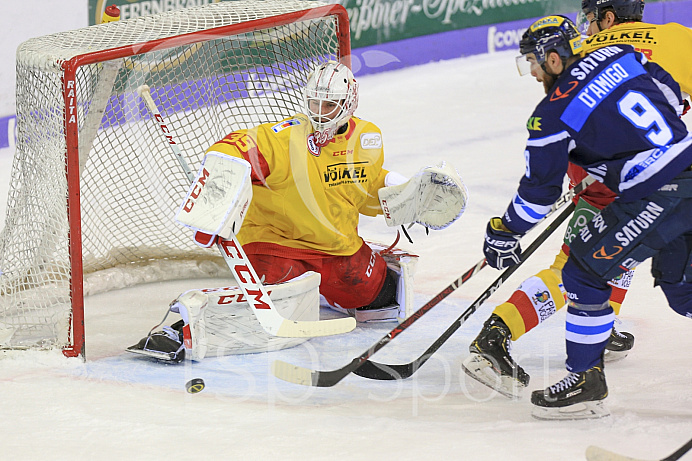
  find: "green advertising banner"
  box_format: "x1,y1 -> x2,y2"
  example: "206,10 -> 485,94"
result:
338,0 -> 576,44
88,0 -> 222,26
88,0 -> 664,48
88,0 -> 577,46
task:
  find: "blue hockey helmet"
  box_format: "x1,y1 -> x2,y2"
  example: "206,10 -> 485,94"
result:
516,15 -> 583,76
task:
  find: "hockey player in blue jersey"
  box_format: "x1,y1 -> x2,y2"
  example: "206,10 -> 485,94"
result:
482,15 -> 692,420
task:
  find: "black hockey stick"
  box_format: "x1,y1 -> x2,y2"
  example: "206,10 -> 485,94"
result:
270,258 -> 488,387
352,201 -> 576,381
272,198 -> 577,387
272,178 -> 592,387
586,436 -> 692,461
352,176 -> 594,380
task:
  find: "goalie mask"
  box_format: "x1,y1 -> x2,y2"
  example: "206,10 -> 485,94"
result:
303,61 -> 359,147
516,15 -> 583,77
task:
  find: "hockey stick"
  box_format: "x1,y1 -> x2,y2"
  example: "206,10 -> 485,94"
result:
137,85 -> 355,338
271,199 -> 576,386
586,437 -> 692,461
353,176 -> 594,380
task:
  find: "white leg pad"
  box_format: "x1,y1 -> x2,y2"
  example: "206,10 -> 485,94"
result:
361,241 -> 418,323
392,252 -> 417,322
321,242 -> 417,323
175,271 -> 321,357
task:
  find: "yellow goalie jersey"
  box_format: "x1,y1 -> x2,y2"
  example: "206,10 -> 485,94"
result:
207,114 -> 388,256
582,21 -> 692,96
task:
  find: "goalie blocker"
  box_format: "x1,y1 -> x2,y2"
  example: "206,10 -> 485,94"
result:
175,151 -> 252,245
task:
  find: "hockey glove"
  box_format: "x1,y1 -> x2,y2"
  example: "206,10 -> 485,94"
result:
483,217 -> 522,270
378,161 -> 468,230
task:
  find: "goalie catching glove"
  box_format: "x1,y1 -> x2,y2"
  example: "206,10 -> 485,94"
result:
378,161 -> 468,230
483,217 -> 523,270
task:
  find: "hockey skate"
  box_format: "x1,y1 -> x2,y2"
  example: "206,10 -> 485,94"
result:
170,289 -> 209,360
127,321 -> 186,363
128,289 -> 209,362
531,364 -> 609,420
461,314 -> 530,399
604,325 -> 634,362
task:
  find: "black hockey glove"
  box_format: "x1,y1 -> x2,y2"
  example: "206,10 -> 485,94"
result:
483,217 -> 523,270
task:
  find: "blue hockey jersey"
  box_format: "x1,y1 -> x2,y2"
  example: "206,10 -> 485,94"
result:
504,45 -> 692,234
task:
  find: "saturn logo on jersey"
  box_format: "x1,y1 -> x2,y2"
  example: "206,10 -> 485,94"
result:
550,80 -> 579,101
614,201 -> 664,246
307,134 -> 321,157
593,245 -> 623,259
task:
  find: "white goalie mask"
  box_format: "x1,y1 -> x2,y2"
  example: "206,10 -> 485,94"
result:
303,61 -> 359,146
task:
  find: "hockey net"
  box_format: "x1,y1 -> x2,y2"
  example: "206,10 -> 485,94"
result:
3,0 -> 350,357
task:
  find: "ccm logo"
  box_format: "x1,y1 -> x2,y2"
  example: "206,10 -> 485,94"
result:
381,199 -> 392,220
217,290 -> 273,305
360,133 -> 382,149
182,168 -> 210,213
155,114 -> 176,145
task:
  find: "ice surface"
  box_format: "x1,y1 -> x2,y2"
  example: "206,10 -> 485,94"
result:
0,49 -> 690,461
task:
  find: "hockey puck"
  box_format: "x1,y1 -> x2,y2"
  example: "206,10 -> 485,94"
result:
185,378 -> 205,394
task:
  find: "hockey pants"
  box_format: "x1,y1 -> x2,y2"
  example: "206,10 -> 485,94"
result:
562,172 -> 692,372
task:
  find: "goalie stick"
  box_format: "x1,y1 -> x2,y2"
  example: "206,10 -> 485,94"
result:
271,186 -> 581,386
586,437 -> 692,461
353,175 -> 595,380
138,85 -> 355,338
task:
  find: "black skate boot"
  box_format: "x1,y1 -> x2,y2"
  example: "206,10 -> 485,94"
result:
531,364 -> 609,420
126,320 -> 185,363
462,314 -> 530,399
604,325 -> 634,362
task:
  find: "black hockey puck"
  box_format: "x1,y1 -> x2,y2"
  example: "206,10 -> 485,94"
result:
185,378 -> 205,394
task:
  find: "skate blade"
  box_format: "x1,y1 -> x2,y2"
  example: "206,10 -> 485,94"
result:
461,354 -> 525,399
354,307 -> 399,323
531,401 -> 610,421
126,345 -> 179,362
604,349 -> 629,363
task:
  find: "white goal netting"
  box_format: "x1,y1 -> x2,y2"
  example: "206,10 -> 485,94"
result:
2,0 -> 347,355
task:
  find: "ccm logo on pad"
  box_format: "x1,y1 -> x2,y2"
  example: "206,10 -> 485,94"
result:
182,168 -> 210,213
360,133 -> 382,149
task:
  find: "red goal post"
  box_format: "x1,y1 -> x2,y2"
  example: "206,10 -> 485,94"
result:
5,0 -> 350,358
